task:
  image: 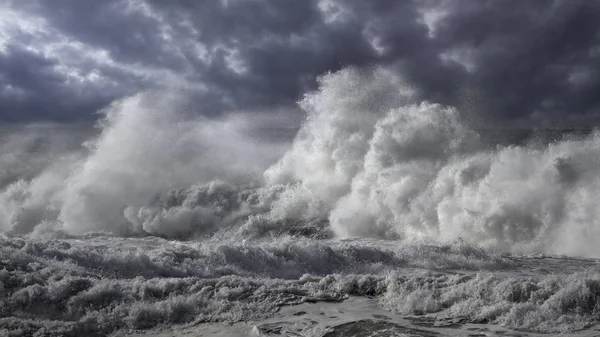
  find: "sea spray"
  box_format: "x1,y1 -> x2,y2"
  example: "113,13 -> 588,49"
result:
1,67 -> 600,256
4,67 -> 600,335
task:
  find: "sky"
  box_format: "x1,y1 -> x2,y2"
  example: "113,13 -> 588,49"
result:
1,0 -> 600,128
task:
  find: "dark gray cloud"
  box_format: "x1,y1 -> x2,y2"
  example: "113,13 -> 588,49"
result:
433,0 -> 600,127
1,0 -> 599,126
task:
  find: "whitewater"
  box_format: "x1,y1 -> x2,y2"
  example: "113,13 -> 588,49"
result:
2,67 -> 600,336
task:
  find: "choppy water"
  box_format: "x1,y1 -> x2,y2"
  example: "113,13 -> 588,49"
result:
3,234 -> 600,336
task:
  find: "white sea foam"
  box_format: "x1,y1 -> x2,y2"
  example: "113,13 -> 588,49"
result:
1,234 -> 599,336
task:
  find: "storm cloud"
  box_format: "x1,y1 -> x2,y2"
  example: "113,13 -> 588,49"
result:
1,0 -> 599,126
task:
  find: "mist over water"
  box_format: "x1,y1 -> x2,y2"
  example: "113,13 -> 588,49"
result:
1,67 -> 600,257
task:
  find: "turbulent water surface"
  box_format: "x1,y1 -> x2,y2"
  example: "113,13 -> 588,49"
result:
3,68 -> 600,336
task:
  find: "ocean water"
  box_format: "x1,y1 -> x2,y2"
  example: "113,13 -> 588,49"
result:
2,67 -> 600,336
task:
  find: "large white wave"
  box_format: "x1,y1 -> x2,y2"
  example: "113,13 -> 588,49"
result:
2,67 -> 600,256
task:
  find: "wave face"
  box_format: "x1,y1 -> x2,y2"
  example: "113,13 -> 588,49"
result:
4,67 -> 600,335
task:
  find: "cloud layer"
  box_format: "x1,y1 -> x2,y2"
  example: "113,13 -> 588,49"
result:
1,0 -> 600,126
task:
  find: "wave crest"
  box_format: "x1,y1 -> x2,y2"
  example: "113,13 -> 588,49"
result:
2,67 -> 600,256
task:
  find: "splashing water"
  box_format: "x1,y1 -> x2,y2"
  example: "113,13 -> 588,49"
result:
2,67 -> 597,255
3,67 -> 600,335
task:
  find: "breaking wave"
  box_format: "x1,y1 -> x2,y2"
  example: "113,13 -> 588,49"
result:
5,67 -> 600,335
2,67 -> 600,257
